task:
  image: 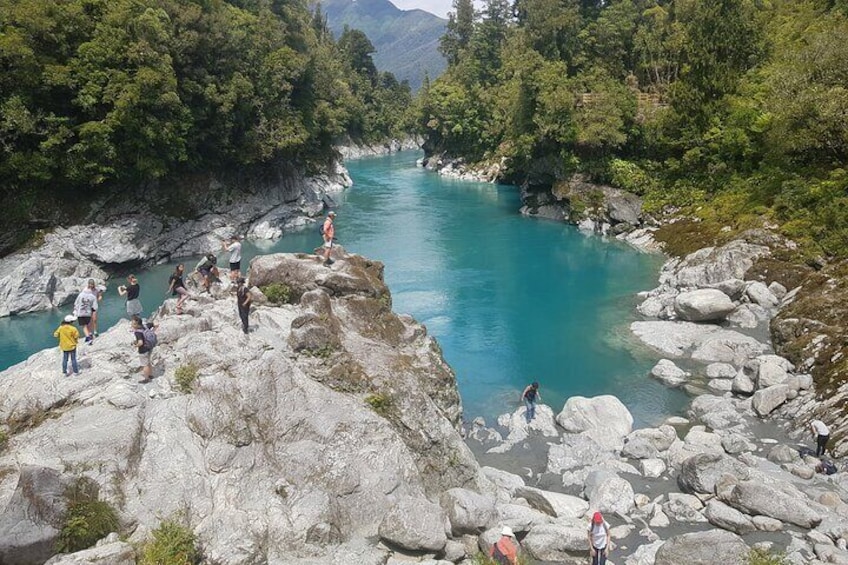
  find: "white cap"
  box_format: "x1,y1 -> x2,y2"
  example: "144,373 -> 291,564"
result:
501,526 -> 514,537
64,315 -> 76,323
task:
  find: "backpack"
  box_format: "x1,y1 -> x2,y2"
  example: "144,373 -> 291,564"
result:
318,221 -> 326,236
821,460 -> 838,475
491,541 -> 510,565
142,326 -> 158,350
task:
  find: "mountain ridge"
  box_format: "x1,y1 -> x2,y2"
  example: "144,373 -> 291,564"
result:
320,0 -> 447,90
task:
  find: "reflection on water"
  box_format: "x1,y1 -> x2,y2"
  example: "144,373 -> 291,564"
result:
0,151 -> 687,425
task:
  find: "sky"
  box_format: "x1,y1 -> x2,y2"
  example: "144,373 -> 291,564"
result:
390,0 -> 454,18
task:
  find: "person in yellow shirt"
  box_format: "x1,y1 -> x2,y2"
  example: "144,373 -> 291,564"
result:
54,315 -> 81,376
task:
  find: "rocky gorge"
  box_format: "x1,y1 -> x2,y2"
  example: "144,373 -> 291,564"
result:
0,138 -> 421,319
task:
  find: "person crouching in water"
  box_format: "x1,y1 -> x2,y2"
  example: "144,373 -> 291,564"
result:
54,315 -> 80,376
236,277 -> 252,335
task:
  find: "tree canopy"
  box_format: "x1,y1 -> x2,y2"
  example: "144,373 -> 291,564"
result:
416,0 -> 848,258
0,0 -> 411,249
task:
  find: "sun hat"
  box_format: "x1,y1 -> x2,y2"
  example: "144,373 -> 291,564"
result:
64,315 -> 76,323
328,211 -> 336,217
501,526 -> 514,537
593,511 -> 603,524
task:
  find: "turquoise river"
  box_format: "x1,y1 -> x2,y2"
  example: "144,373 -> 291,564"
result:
0,151 -> 687,424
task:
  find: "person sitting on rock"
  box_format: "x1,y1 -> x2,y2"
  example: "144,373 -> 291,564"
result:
73,279 -> 99,344
811,419 -> 830,457
489,526 -> 519,564
587,511 -> 611,565
167,264 -> 190,315
520,381 -> 541,423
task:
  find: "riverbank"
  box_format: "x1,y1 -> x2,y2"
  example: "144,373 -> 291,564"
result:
0,139 -> 420,318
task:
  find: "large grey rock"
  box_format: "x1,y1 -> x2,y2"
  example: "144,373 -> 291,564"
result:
44,538 -> 136,565
490,404 -> 559,453
379,497 -> 447,552
440,488 -> 496,536
746,281 -> 779,308
690,329 -> 769,366
726,305 -> 759,328
546,433 -> 614,475
654,529 -> 748,565
678,453 -> 750,494
556,395 -> 633,450
710,279 -> 747,301
752,384 -> 790,416
732,370 -> 755,395
0,253 -> 484,565
723,480 -> 823,528
767,444 -> 800,464
622,436 -> 660,459
674,289 -> 735,322
663,241 -> 770,289
704,499 -> 756,535
706,363 -> 737,379
495,503 -> 552,533
650,359 -> 690,387
481,467 -> 525,501
756,357 -> 791,389
514,486 -> 589,519
625,540 -> 664,565
0,466 -> 68,565
663,493 -> 707,523
631,321 -> 719,357
522,522 -> 588,561
626,426 -> 678,452
584,471 -> 635,515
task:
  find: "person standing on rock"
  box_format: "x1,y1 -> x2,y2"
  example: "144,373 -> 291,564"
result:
321,211 -> 336,267
53,315 -> 80,376
520,381 -> 541,423
90,283 -> 106,338
489,526 -> 519,564
587,511 -> 611,565
236,277 -> 251,334
168,264 -> 189,314
73,279 -> 99,344
118,274 -> 143,319
223,236 -> 243,282
811,419 -> 831,457
132,315 -> 156,383
195,253 -> 219,292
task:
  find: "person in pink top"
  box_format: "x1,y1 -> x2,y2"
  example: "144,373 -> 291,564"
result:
321,211 -> 336,266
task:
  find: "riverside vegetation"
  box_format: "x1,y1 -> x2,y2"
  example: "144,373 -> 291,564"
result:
0,0 -> 413,253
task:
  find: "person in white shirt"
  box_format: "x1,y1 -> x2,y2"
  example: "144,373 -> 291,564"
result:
223,236 -> 243,281
811,419 -> 830,457
587,511 -> 611,565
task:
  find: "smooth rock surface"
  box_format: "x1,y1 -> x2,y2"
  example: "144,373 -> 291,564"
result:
654,529 -> 748,565
674,289 -> 736,322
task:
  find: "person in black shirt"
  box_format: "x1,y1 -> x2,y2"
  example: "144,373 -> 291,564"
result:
118,274 -> 143,318
236,277 -> 252,334
520,382 -> 542,423
132,315 -> 155,383
168,264 -> 189,314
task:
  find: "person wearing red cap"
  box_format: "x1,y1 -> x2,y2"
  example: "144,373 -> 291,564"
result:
587,511 -> 611,565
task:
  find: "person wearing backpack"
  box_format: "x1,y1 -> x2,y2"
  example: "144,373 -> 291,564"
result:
587,511 -> 611,565
73,279 -> 99,344
132,315 -> 157,383
489,526 -> 518,564
520,381 -> 541,423
53,315 -> 81,376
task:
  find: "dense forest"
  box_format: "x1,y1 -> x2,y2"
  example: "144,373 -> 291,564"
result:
417,0 -> 848,259
0,0 -> 411,250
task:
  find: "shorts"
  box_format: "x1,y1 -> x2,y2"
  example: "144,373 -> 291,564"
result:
323,240 -> 333,249
229,261 -> 241,271
77,316 -> 92,327
173,286 -> 188,297
200,267 -> 211,277
126,299 -> 143,317
138,350 -> 152,367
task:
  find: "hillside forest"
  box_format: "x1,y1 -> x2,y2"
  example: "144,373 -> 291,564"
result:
0,0 -> 412,251
417,0 -> 848,260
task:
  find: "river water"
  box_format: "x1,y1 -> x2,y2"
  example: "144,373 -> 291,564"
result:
0,151 -> 687,424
